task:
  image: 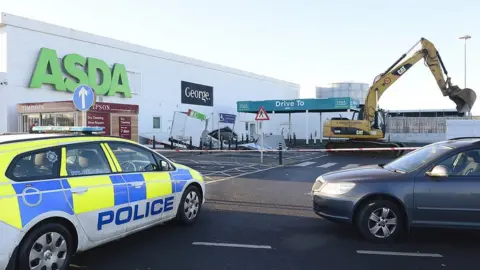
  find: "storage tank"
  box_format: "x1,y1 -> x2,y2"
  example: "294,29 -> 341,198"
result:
316,82 -> 369,104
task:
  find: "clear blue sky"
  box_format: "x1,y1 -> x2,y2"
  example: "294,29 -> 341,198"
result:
3,0 -> 479,114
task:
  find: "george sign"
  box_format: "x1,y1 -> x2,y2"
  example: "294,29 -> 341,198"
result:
86,112 -> 110,135
181,81 -> 213,107
73,85 -> 95,111
29,48 -> 132,98
219,113 -> 236,124
187,109 -> 206,120
119,116 -> 132,139
255,107 -> 269,121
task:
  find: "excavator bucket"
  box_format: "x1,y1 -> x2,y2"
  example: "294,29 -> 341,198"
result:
448,86 -> 477,113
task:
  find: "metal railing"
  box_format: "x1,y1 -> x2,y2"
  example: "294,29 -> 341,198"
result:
386,116 -> 472,133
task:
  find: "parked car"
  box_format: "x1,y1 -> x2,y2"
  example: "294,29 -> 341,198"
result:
312,137 -> 480,243
0,126 -> 206,270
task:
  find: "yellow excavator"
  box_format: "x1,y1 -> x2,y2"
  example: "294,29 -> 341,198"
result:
323,37 -> 477,155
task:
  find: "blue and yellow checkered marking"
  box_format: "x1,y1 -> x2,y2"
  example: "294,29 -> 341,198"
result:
121,173 -> 147,203
0,167 -> 198,229
109,175 -> 129,206
169,169 -> 192,193
12,179 -> 74,227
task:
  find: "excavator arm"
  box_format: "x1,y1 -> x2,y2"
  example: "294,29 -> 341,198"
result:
363,37 -> 476,123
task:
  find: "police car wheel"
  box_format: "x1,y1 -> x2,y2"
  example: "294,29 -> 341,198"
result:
17,223 -> 74,270
177,185 -> 202,225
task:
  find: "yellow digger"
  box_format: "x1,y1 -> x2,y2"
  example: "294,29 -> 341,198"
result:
323,37 -> 477,155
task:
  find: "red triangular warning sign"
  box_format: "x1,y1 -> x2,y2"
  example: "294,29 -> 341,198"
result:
255,106 -> 269,121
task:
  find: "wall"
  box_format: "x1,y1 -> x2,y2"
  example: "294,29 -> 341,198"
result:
0,13 -> 299,138
446,120 -> 480,139
316,82 -> 369,104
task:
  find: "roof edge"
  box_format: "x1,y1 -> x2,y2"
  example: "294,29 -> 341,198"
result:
0,12 -> 299,88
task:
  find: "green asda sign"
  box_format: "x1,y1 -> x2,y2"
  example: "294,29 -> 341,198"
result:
29,48 -> 132,98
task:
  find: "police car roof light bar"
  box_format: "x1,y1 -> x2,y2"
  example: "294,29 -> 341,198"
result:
32,126 -> 104,135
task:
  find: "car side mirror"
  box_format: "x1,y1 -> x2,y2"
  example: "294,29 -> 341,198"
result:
426,165 -> 449,177
160,160 -> 170,170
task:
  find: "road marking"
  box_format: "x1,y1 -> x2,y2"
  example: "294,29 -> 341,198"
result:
294,161 -> 316,167
356,250 -> 443,258
206,154 -> 328,185
341,164 -> 359,169
192,242 -> 272,249
317,162 -> 336,168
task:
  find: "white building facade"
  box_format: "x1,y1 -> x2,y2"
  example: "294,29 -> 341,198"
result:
316,82 -> 369,104
0,13 -> 299,143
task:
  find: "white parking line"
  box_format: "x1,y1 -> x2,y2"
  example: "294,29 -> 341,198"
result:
192,242 -> 272,249
317,162 -> 336,168
356,250 -> 443,258
206,154 -> 329,185
294,161 -> 316,167
341,164 -> 359,169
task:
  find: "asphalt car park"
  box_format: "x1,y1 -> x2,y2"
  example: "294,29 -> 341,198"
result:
69,152 -> 480,270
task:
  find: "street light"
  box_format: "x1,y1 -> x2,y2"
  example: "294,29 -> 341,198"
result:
459,34 -> 471,116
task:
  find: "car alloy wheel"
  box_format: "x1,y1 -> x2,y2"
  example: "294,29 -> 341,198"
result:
356,199 -> 405,243
29,232 -> 68,270
367,207 -> 397,238
177,185 -> 202,225
183,190 -> 200,220
17,223 -> 74,270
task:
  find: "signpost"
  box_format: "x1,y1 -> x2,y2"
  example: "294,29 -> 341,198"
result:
219,113 -> 237,142
73,85 -> 95,126
255,106 -> 269,163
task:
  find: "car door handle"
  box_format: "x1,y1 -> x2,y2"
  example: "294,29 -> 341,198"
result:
129,182 -> 144,188
71,187 -> 88,194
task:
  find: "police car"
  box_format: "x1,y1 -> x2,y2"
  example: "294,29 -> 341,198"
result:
0,126 -> 206,270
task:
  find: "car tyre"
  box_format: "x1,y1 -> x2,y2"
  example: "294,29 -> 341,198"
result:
356,199 -> 405,243
176,185 -> 202,225
17,222 -> 74,270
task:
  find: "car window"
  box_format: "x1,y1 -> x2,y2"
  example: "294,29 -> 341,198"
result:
436,149 -> 480,176
107,142 -> 158,173
65,143 -> 112,176
9,148 -> 61,181
383,143 -> 454,173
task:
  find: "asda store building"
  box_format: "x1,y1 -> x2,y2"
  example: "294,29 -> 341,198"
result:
0,13 -> 299,143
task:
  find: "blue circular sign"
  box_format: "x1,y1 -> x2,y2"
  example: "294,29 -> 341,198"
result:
73,85 -> 95,111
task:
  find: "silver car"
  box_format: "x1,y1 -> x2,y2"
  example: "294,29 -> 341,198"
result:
312,137 -> 480,243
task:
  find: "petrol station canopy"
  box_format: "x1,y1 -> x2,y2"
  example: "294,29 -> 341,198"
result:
236,97 -> 361,114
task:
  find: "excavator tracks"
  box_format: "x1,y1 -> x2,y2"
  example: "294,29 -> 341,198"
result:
325,140 -> 408,158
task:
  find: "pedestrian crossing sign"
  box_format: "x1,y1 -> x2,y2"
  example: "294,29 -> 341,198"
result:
255,106 -> 269,121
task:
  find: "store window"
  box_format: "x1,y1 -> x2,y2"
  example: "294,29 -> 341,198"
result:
153,116 -> 161,130
21,113 -> 75,132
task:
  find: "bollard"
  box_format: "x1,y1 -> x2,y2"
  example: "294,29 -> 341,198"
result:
228,139 -> 231,150
189,137 -> 192,150
235,139 -> 238,150
220,136 -> 223,150
278,142 -> 283,165
152,135 -> 156,149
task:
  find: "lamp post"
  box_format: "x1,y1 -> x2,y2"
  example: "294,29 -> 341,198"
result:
459,34 -> 471,116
